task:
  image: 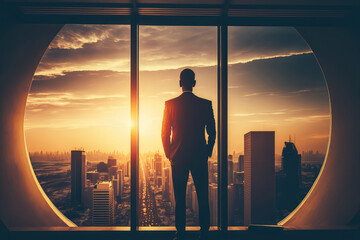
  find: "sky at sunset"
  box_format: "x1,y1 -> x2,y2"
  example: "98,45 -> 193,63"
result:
24,25 -> 330,156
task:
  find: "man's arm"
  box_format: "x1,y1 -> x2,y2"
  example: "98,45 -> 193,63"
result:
205,101 -> 216,157
161,101 -> 171,159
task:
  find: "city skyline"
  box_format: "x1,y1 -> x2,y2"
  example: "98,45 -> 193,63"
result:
30,136 -> 322,226
24,25 -> 330,155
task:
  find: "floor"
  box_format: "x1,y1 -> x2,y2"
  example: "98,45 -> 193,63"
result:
2,228 -> 360,240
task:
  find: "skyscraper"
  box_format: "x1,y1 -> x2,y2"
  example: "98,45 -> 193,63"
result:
281,141 -> 301,210
238,155 -> 244,172
244,131 -> 275,225
154,153 -> 162,177
71,150 -> 86,204
92,181 -> 115,226
109,165 -> 118,179
228,155 -> 234,185
107,157 -> 117,168
209,183 -> 218,225
112,177 -> 120,201
163,167 -> 170,199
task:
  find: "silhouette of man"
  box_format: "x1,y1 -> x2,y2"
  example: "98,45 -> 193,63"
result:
162,69 -> 216,240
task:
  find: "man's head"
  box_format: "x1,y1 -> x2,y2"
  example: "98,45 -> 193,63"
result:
180,68 -> 196,91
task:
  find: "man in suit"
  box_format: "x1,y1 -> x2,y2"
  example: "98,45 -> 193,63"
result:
162,69 -> 216,240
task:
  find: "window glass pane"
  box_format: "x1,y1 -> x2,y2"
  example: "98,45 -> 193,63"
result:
228,26 -> 330,226
25,24 -> 131,227
139,26 -> 217,228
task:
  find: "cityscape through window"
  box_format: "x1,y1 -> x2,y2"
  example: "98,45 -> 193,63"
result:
228,27 -> 329,226
139,26 -> 217,227
25,25 -> 329,228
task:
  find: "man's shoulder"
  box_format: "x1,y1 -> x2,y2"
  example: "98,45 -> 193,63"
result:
165,96 -> 179,105
193,95 -> 212,105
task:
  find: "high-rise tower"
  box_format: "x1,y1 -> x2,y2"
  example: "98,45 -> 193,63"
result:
281,141 -> 301,210
92,181 -> 115,226
244,131 -> 275,225
107,157 -> 117,168
71,150 -> 86,204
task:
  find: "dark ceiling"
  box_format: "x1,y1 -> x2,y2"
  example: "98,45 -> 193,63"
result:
1,0 -> 360,26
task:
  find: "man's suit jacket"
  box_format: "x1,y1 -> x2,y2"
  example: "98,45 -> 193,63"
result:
161,92 -> 216,163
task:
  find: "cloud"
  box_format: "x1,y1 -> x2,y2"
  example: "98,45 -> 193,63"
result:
284,115 -> 330,122
37,25 -> 312,76
232,111 -> 286,117
37,25 -> 130,75
243,92 -> 261,97
309,134 -> 329,139
229,53 -> 327,97
228,27 -> 311,63
228,85 -> 241,89
31,70 -> 129,96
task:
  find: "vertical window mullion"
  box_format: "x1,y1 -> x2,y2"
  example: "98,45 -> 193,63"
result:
217,24 -> 228,232
130,23 -> 139,232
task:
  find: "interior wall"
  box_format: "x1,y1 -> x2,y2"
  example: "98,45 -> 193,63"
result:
0,24 -> 75,228
280,27 -> 360,227
0,24 -> 359,229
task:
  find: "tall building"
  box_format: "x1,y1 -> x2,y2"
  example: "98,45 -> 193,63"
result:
71,150 -> 86,204
112,177 -> 120,201
118,169 -> 124,197
238,155 -> 244,172
92,181 -> 115,226
209,183 -> 218,226
281,141 -> 302,210
235,182 -> 244,225
97,161 -> 108,173
228,184 -> 235,223
87,171 -> 99,184
109,165 -> 118,179
244,131 -> 275,225
228,155 -> 234,185
107,157 -> 117,168
154,153 -> 162,177
234,171 -> 244,184
186,181 -> 195,208
163,167 -> 170,199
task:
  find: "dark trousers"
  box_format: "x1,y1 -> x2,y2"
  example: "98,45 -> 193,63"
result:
171,158 -> 210,232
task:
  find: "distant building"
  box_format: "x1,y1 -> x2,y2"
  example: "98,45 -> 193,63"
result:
209,183 -> 218,226
112,177 -> 120,201
71,150 -> 86,204
234,171 -> 244,184
281,141 -> 301,210
87,171 -> 99,184
154,153 -> 162,177
162,167 -> 170,199
92,181 -> 115,226
228,155 -> 234,185
108,165 -> 118,179
99,172 -> 109,181
238,155 -> 244,172
97,162 -> 108,173
186,181 -> 195,209
244,131 -> 275,225
83,186 -> 93,208
156,176 -> 162,188
118,169 -> 124,197
107,157 -> 117,168
228,184 -> 234,223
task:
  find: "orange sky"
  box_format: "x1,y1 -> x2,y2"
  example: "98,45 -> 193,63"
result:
24,25 -> 330,156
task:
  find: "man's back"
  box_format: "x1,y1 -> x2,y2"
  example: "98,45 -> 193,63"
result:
162,69 -> 216,239
162,92 -> 216,162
